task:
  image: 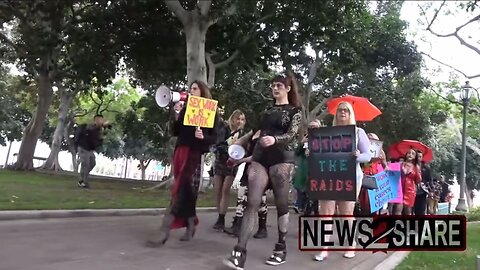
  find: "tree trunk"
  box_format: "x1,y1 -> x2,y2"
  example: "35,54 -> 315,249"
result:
139,159 -> 151,181
140,164 -> 146,181
14,73 -> 54,170
42,89 -> 76,171
466,186 -> 474,210
63,115 -> 79,173
184,21 -> 209,85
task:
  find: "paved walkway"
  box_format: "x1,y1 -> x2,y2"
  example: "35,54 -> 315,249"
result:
0,211 -> 390,270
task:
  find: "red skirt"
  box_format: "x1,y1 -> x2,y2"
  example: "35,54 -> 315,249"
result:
169,145 -> 202,229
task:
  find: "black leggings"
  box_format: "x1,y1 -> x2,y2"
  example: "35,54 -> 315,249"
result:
414,193 -> 428,215
236,161 -> 295,249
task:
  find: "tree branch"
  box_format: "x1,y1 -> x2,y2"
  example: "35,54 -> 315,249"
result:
425,1 -> 447,30
100,97 -> 115,114
0,32 -> 21,53
208,1 -> 238,27
306,50 -> 324,92
198,0 -> 212,16
309,97 -> 330,120
210,13 -> 274,69
73,109 -> 88,118
164,0 -> 189,26
421,52 -> 480,79
427,13 -> 480,56
205,52 -> 215,87
428,88 -> 462,106
89,90 -> 101,106
105,108 -> 122,114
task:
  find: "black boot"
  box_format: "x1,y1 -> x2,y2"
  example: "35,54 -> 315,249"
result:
265,243 -> 286,266
223,245 -> 247,270
213,214 -> 225,231
224,216 -> 242,236
253,218 -> 267,239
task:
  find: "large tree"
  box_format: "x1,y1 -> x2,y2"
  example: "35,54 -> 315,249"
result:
0,69 -> 31,146
0,0 -> 116,170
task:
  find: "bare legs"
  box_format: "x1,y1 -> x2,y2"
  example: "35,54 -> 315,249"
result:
314,200 -> 357,261
213,174 -> 235,230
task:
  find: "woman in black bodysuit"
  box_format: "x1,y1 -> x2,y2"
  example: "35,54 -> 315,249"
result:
223,72 -> 302,269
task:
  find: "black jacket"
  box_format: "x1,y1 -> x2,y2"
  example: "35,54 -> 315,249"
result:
75,124 -> 104,151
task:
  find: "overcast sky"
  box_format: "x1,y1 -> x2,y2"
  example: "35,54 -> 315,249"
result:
401,1 -> 480,90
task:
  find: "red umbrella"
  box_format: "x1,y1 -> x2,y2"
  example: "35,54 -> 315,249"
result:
388,140 -> 433,162
327,95 -> 382,122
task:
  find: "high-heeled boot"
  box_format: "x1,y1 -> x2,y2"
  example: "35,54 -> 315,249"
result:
253,217 -> 268,239
180,217 -> 196,241
146,213 -> 173,247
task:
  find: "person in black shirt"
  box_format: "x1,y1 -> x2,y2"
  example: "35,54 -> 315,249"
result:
414,150 -> 432,215
439,176 -> 450,202
75,114 -> 111,188
212,109 -> 246,231
223,72 -> 302,269
147,80 -> 219,246
224,130 -> 269,238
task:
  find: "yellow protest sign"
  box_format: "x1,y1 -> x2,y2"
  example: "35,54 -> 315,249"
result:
183,96 -> 218,128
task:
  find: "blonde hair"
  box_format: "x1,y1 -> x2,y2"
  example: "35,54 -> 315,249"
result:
228,109 -> 245,131
332,101 -> 356,126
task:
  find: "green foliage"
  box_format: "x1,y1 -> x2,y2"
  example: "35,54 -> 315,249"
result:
0,70 -> 31,145
212,65 -> 273,131
466,207 -> 480,221
115,101 -> 169,165
396,223 -> 480,270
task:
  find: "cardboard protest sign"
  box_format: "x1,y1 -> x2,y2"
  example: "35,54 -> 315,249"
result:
307,125 -> 357,201
183,96 -> 218,128
367,170 -> 400,213
369,139 -> 384,158
387,162 -> 403,203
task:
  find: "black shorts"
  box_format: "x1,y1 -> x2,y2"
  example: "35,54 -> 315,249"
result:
252,144 -> 295,169
214,161 -> 238,177
214,153 -> 237,177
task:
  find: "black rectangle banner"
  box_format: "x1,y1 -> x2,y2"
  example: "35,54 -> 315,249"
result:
307,125 -> 357,201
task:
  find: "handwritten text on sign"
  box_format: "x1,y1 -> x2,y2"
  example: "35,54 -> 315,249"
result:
307,125 -> 357,201
367,170 -> 400,213
183,96 -> 218,128
369,139 -> 384,158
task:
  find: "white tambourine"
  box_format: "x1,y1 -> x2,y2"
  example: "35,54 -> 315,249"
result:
228,145 -> 246,160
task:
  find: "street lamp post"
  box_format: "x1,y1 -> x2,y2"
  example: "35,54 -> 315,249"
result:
455,81 -> 475,212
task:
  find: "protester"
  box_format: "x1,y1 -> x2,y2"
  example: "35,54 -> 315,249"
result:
147,80 -> 219,246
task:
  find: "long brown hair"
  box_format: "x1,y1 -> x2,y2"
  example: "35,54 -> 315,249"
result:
271,71 -> 302,108
190,80 -> 212,99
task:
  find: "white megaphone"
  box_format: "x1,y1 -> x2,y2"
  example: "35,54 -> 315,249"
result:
228,144 -> 246,160
155,85 -> 189,108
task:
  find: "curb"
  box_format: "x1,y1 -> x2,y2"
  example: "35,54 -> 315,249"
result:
372,251 -> 410,270
0,206 -> 279,221
0,207 -> 219,221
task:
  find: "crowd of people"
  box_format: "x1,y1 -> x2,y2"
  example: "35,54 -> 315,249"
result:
73,72 -> 454,270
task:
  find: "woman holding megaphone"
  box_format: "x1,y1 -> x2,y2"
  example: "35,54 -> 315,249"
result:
223,72 -> 302,269
147,80 -> 219,246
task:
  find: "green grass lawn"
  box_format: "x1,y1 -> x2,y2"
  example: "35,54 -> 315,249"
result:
0,169 -> 234,210
395,223 -> 480,270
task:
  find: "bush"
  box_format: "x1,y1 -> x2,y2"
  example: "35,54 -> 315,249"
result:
467,207 -> 480,221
